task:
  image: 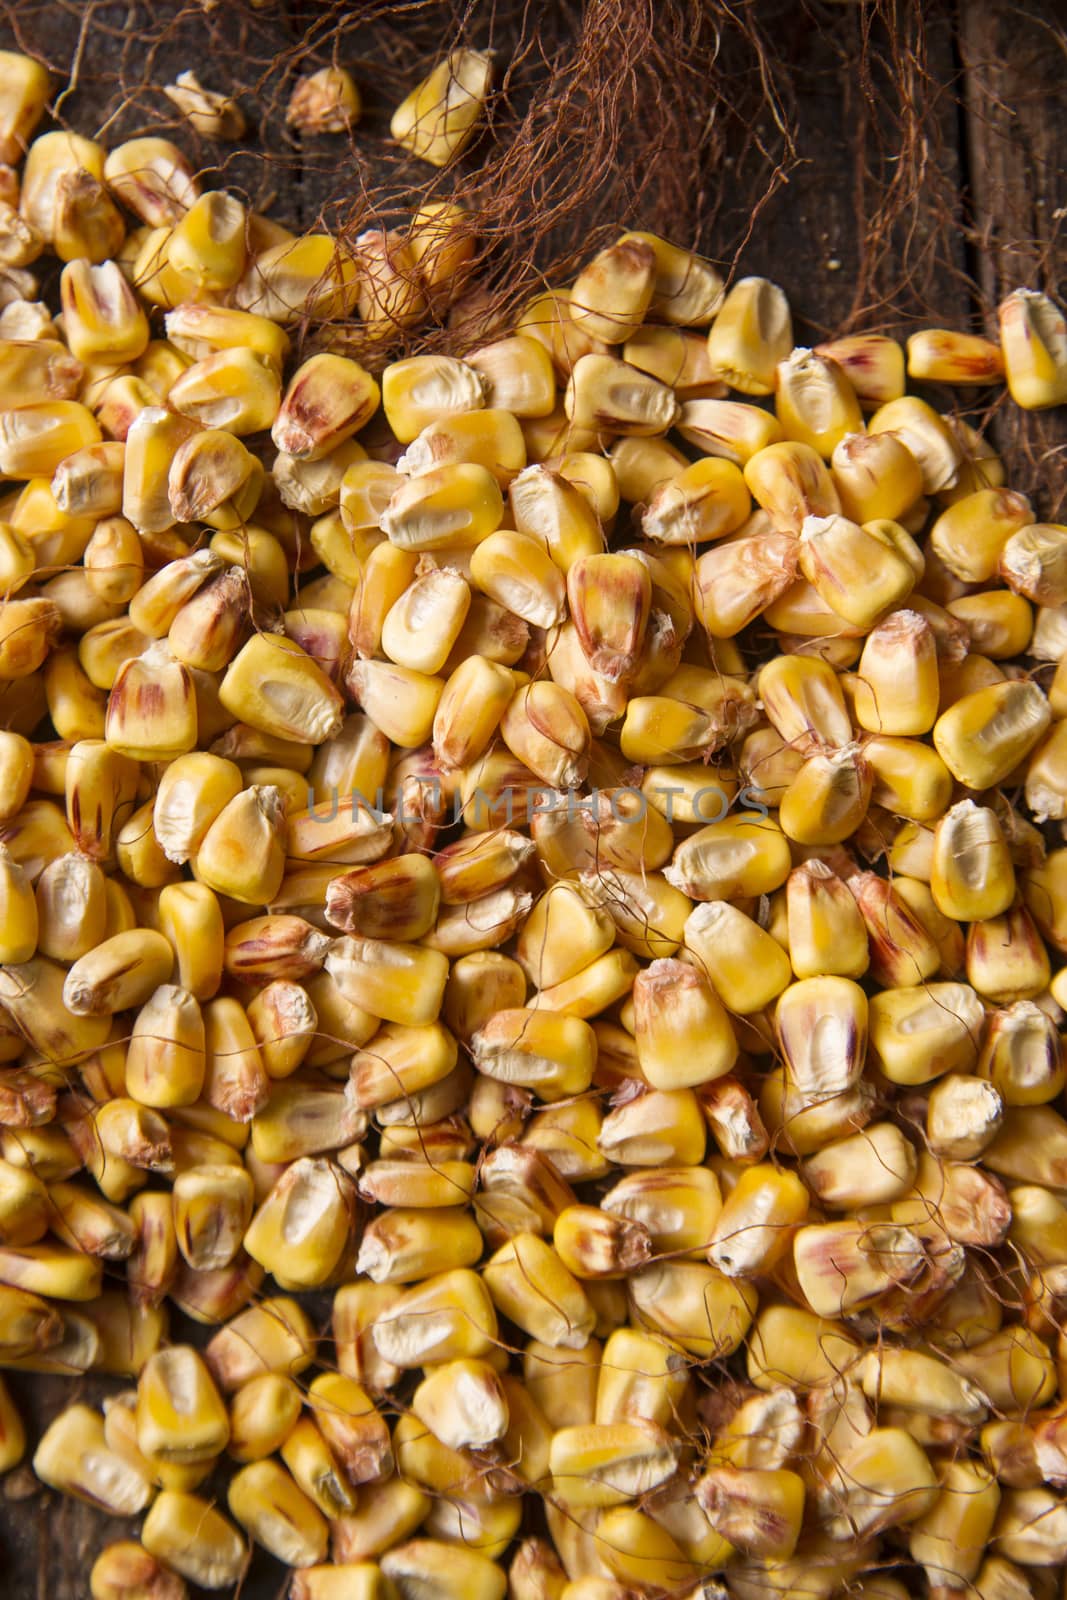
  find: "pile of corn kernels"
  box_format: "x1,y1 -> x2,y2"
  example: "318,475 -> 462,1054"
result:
0,39 -> 1063,1600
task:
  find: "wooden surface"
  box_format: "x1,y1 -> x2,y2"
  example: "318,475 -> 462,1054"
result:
0,2 -> 1063,1596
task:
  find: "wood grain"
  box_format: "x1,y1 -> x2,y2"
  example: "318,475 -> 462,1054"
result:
961,0 -> 1067,513
0,1 -> 1062,1594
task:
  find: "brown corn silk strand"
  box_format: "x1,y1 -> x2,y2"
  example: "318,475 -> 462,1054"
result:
0,0 -> 1060,507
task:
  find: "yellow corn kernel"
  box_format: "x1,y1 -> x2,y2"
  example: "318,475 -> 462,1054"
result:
509,462 -> 604,573
998,288 -> 1067,409
863,733 -> 954,821
61,259 -> 149,366
197,995 -> 268,1125
136,1344 -> 229,1465
349,541 -> 418,658
803,1122 -> 918,1210
226,1373 -> 302,1469
780,870 -> 863,979
104,136 -> 199,226
407,1358 -> 509,1453
102,640 -> 196,761
120,405 -> 197,534
866,979 -> 985,1086
381,461 -> 504,551
929,799 -> 1015,922
0,335 -> 84,408
397,407 -> 526,486
596,1085 -> 705,1170
696,1465 -> 805,1560
707,1163 -> 809,1278
565,353 -> 679,436
663,810 -> 792,901
159,316 -> 281,391
167,427 -> 261,529
165,347 -> 280,436
458,338 -> 553,424
89,1540 -> 190,1600
141,1491 -> 246,1590
272,352 -> 379,462
382,354 -> 483,444
515,287 -> 608,381
408,200 -> 474,303
907,326 -> 1005,386
435,829 -> 534,907
570,238 -> 656,345
775,974 -> 868,1104
553,1204 -> 652,1281
630,947 -> 739,1088
868,395 -> 962,493
156,881 -> 223,1002
629,1258 -> 756,1360
693,529 -> 801,637
496,680 -> 588,789
472,1008 -> 596,1103
847,870 -> 943,988
611,231 -> 722,326
483,1233 -> 595,1349
798,512 -> 916,628
356,1200 -> 481,1282
549,1419 -> 677,1510
683,900 -> 790,1018
284,64 -> 360,134
927,489 -> 1030,592
171,1162 -> 254,1273
21,131 -> 105,244
427,657 -> 514,774
747,1304 -> 861,1394
933,678 -> 1051,788
381,568 -> 471,676
151,752 -> 242,866
60,927 -> 174,1017
707,276 -> 792,395
793,1218 -> 927,1319
278,1412 -> 356,1520
218,632 -> 344,747
323,935 -> 448,1027
33,1402 -> 154,1514
0,948 -> 113,1065
779,744 -> 872,845
156,179 -> 243,285
621,324 -> 723,397
126,985 -> 206,1109
34,849 -> 108,962
440,955 -> 525,1051
830,428 -> 923,523
1000,521 -> 1067,611
775,346 -> 863,457
374,1268 -> 498,1370
391,50 -> 492,167
853,607 -> 939,734
0,398 -> 101,476
641,455 -> 750,544
351,232 -> 427,343
603,446 -> 680,522
232,231 -> 358,324
0,52 -> 49,167
979,998 -> 1062,1113
243,1156 -> 354,1290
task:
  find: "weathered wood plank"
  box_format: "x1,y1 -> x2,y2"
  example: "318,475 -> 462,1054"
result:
961,0 -> 1067,515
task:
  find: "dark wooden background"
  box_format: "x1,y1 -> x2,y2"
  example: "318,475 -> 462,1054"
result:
0,1 -> 1063,1596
